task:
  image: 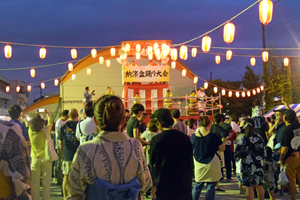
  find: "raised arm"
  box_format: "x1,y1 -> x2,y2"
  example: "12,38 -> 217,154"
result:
44,109 -> 53,138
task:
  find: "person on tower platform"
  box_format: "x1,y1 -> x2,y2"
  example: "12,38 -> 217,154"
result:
164,89 -> 173,108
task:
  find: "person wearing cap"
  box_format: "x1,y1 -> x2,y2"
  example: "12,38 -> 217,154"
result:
268,109 -> 286,148
126,103 -> 149,145
172,109 -> 187,134
280,109 -> 300,200
149,108 -> 193,200
54,109 -> 69,185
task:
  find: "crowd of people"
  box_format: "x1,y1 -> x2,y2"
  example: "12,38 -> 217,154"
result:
1,94 -> 300,200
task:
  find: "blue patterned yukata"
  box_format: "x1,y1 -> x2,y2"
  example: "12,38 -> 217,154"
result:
235,133 -> 266,187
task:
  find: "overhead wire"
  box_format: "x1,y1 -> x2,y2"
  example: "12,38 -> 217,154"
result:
173,0 -> 261,46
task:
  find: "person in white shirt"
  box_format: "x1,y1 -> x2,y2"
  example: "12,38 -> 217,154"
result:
76,102 -> 98,144
54,110 -> 69,185
195,86 -> 207,115
230,116 -> 241,133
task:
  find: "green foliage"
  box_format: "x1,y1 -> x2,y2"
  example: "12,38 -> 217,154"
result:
206,66 -> 261,117
262,50 -> 293,112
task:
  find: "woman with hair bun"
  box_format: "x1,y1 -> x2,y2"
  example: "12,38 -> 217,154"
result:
191,116 -> 228,200
234,118 -> 266,200
66,95 -> 151,200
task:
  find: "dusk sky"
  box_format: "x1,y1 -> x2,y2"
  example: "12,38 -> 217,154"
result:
0,0 -> 299,101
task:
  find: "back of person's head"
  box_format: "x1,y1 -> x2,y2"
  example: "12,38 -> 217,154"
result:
85,102 -> 94,117
69,108 -> 78,120
131,103 -> 145,114
94,95 -> 125,132
8,105 -> 22,120
167,89 -> 170,93
198,116 -> 211,127
266,117 -> 271,123
62,110 -> 69,117
152,109 -> 174,128
148,119 -> 158,132
85,86 -> 89,91
244,118 -> 255,139
271,114 -> 276,120
30,114 -> 45,132
125,109 -> 130,114
214,113 -> 223,124
183,119 -> 188,125
266,146 -> 273,158
221,114 -> 226,121
254,99 -> 261,106
171,109 -> 180,119
189,118 -> 195,129
230,115 -> 237,123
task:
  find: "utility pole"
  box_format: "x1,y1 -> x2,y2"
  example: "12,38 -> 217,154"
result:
210,71 -> 212,81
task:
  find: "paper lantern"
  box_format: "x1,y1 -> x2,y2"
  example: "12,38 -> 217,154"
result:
125,43 -> 130,52
148,53 -> 153,60
250,57 -> 256,66
161,43 -> 167,49
27,85 -> 31,92
214,86 -> 218,93
262,51 -> 269,62
87,67 -> 91,75
259,0 -> 273,25
223,22 -> 235,44
228,91 -> 232,97
136,52 -> 141,60
91,49 -> 97,58
236,91 -> 240,98
147,46 -> 153,55
71,48 -> 77,59
39,47 -> 46,59
155,49 -> 161,60
153,43 -> 158,51
260,85 -> 264,91
284,57 -> 289,67
16,86 -> 20,93
221,89 -> 226,96
99,56 -> 104,64
180,45 -> 188,60
136,44 -> 141,52
4,44 -> 12,58
191,47 -> 197,57
68,63 -> 73,71
202,35 -> 211,53
171,48 -> 178,61
5,86 -> 9,92
226,50 -> 233,60
215,55 -> 221,64
54,79 -> 59,86
171,61 -> 176,69
110,48 -> 116,56
161,48 -> 168,59
41,82 -> 45,89
204,82 -> 208,89
252,89 -> 256,95
193,77 -> 198,84
242,92 -> 246,97
247,91 -> 251,97
182,69 -> 186,77
257,88 -> 261,93
30,68 -> 35,78
106,60 -> 111,67
71,74 -> 76,81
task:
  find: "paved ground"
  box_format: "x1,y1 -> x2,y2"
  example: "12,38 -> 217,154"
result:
45,175 -> 300,199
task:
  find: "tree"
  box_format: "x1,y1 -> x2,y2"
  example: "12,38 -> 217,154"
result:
262,49 -> 293,111
206,66 -> 262,117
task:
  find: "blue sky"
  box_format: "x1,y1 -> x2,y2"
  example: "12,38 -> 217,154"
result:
0,0 -> 299,101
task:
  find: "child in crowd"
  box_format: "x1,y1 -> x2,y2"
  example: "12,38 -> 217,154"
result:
263,147 -> 278,200
234,132 -> 245,194
141,118 -> 160,198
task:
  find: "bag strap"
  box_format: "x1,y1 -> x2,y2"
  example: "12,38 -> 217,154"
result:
78,121 -> 83,136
